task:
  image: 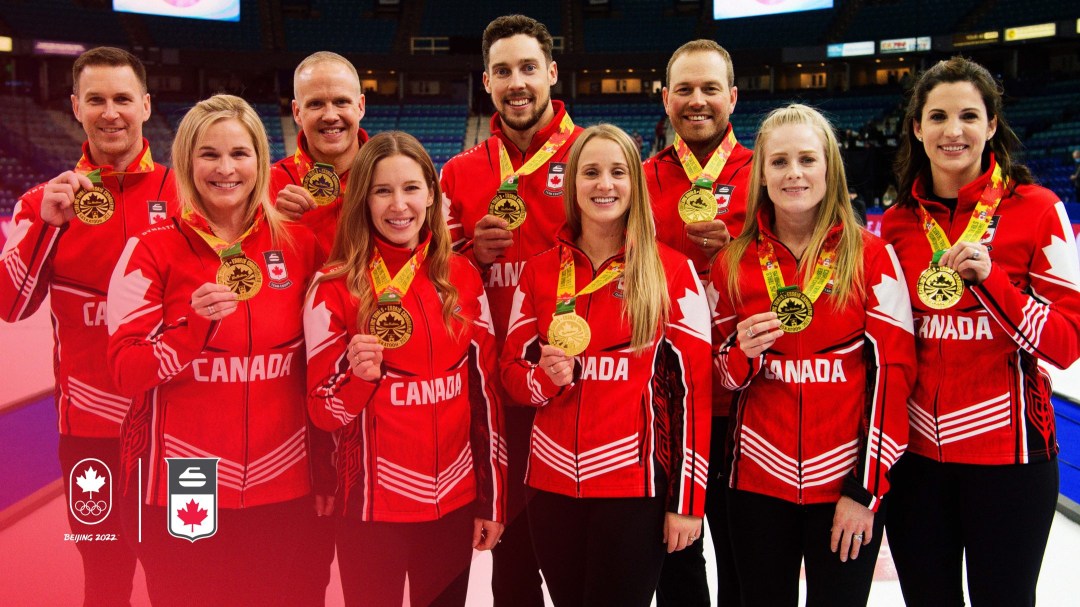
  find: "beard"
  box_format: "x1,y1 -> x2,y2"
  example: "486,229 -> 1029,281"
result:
498,94 -> 552,133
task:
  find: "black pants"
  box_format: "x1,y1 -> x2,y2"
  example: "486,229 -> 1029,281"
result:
727,489 -> 884,607
336,504 -> 474,607
886,453 -> 1058,607
120,494 -> 327,607
59,434 -> 137,607
528,490 -> 667,607
657,415 -> 740,607
490,406 -> 545,607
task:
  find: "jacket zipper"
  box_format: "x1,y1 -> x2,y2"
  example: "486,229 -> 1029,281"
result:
241,298 -> 252,507
415,288 -> 441,518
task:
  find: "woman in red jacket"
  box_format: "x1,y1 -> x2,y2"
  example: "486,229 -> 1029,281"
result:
305,131 -> 505,607
882,57 -> 1080,607
500,124 -> 713,607
711,104 -> 915,607
107,94 -> 326,606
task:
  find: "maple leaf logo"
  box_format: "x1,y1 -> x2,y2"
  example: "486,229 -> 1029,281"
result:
271,265 -> 284,277
549,175 -> 562,186
177,499 -> 208,532
75,467 -> 107,498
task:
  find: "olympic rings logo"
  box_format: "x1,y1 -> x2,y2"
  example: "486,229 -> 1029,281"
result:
74,500 -> 108,517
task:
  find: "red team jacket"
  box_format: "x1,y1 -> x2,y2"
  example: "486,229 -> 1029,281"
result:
107,213 -> 323,508
440,101 -> 584,347
711,218 -> 916,511
644,126 -> 753,417
0,140 -> 176,438
305,236 -> 507,523
500,230 -> 712,517
882,159 -> 1080,465
270,129 -> 370,249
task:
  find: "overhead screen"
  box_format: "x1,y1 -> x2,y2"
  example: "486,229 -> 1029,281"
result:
113,0 -> 240,22
714,0 -> 833,20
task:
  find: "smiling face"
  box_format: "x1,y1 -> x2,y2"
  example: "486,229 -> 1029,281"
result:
71,64 -> 150,169
914,80 -> 997,191
663,50 -> 737,155
292,60 -> 365,169
483,33 -> 557,134
762,123 -> 828,223
574,137 -> 632,232
192,118 -> 258,222
367,154 -> 434,249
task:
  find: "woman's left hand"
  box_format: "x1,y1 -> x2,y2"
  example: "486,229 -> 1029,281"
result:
663,512 -> 703,554
830,495 -> 874,562
539,344 -> 575,386
939,241 -> 991,285
473,518 -> 505,551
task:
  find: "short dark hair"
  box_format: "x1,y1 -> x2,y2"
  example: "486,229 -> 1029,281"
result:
72,47 -> 147,95
482,14 -> 553,71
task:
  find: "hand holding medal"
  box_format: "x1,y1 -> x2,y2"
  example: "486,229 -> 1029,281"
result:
546,246 -> 624,357
539,344 -> 574,386
73,169 -> 115,225
347,334 -> 384,381
737,312 -> 783,358
302,162 -> 341,207
190,282 -> 239,321
215,243 -> 263,301
937,241 -> 991,286
40,171 -> 93,227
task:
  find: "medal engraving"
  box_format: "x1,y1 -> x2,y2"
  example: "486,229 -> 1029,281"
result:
369,304 -> 413,348
917,265 -> 964,309
771,290 -> 814,333
678,187 -> 718,224
216,257 -> 263,301
74,186 -> 115,225
302,165 -> 341,206
489,191 -> 527,230
548,312 -> 591,356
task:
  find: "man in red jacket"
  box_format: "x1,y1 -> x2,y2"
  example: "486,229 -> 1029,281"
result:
0,47 -> 176,606
440,14 -> 583,607
645,39 -> 753,607
271,51 -> 369,250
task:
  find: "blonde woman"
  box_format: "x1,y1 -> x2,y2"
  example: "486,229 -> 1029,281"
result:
107,94 -> 326,606
305,131 -> 505,607
500,124 -> 712,606
710,104 -> 915,606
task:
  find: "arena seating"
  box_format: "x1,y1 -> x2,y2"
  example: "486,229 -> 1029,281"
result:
419,0 -> 561,37
283,0 -> 396,54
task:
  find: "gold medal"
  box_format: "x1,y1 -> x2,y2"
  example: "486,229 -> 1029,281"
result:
771,289 -> 814,333
73,186 -> 115,225
548,312 -> 591,356
369,304 -> 413,348
216,256 -> 263,301
916,265 -> 964,309
678,187 -> 718,224
302,164 -> 341,206
489,191 -> 527,230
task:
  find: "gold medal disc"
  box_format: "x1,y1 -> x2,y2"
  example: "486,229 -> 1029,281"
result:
369,304 -> 413,348
302,166 -> 341,206
916,265 -> 964,310
489,191 -> 527,230
771,290 -> 814,333
73,186 -> 115,225
548,312 -> 591,356
678,188 -> 718,224
216,257 -> 263,301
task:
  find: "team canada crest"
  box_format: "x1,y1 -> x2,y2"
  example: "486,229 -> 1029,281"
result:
264,251 -> 292,289
544,163 -> 566,196
69,458 -> 112,525
147,200 -> 167,224
715,184 -> 734,214
980,216 -> 1001,244
167,458 -> 218,542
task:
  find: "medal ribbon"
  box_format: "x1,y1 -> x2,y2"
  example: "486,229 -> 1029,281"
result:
184,207 -> 262,259
916,163 -> 1006,261
496,113 -> 576,192
673,129 -> 738,190
75,141 -> 156,177
757,233 -> 838,304
554,245 -> 625,315
369,242 -> 431,305
293,142 -> 345,196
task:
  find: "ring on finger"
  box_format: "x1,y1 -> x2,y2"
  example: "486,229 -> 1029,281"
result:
852,533 -> 864,541
746,326 -> 755,338
702,237 -> 709,248
207,304 -> 216,315
971,250 -> 980,261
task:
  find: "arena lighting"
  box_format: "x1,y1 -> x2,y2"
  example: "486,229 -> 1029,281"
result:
33,40 -> 88,56
1005,22 -> 1056,42
0,36 -> 12,53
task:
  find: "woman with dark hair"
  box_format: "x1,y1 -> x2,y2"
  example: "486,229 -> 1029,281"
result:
500,124 -> 713,606
305,131 -> 505,607
712,104 -> 914,606
883,56 -> 1080,606
107,94 -> 326,606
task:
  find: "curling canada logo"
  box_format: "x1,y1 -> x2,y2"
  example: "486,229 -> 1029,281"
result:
167,458 -> 219,542
69,458 -> 112,525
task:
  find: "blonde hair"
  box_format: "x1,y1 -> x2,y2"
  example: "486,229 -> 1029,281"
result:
321,132 -> 461,335
722,104 -> 864,308
564,124 -> 669,352
171,94 -> 289,246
